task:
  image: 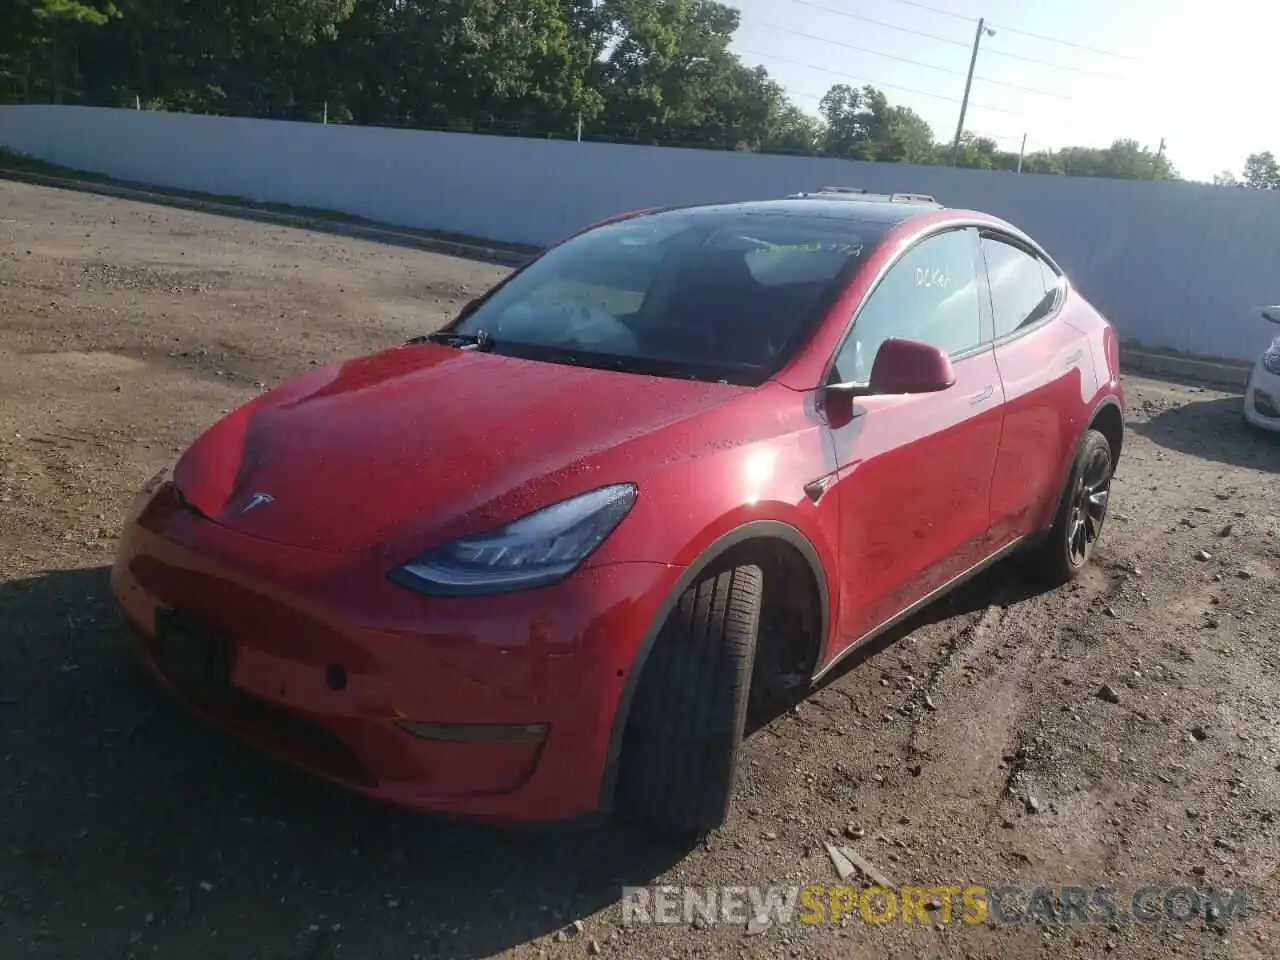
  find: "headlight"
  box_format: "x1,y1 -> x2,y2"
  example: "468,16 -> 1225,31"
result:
1264,347 -> 1280,376
389,483 -> 638,596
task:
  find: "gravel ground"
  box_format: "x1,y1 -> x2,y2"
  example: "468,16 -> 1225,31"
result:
1,179 -> 1277,960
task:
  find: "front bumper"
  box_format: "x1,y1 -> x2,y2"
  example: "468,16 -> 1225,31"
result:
111,484 -> 678,822
1244,362 -> 1280,432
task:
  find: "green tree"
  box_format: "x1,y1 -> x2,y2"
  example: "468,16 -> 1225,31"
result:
761,103 -> 823,154
1019,150 -> 1064,175
817,83 -> 879,159
70,0 -> 359,116
593,0 -> 757,145
1051,140 -> 1174,180
946,132 -> 1006,170
1242,151 -> 1280,189
0,0 -> 120,103
876,105 -> 934,164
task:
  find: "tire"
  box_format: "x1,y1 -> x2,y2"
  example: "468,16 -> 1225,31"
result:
614,563 -> 763,837
1034,428 -> 1114,586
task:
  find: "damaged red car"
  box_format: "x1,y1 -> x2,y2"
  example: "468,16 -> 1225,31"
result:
112,190 -> 1125,835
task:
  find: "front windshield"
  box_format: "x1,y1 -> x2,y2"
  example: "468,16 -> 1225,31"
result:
452,210 -> 883,384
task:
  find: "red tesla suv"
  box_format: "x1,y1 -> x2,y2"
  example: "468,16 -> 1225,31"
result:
112,190 -> 1125,835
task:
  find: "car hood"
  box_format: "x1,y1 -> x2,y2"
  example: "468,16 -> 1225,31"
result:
173,344 -> 749,555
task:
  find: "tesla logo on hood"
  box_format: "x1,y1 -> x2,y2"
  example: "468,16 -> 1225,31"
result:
240,492 -> 275,514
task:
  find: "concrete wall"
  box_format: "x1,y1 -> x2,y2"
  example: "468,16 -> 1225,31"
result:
4,104 -> 1280,363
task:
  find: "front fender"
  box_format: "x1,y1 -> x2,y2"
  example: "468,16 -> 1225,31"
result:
595,514 -> 834,813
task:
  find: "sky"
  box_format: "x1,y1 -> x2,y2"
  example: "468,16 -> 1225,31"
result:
727,0 -> 1276,182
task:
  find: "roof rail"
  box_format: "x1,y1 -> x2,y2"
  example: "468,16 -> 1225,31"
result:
787,187 -> 939,205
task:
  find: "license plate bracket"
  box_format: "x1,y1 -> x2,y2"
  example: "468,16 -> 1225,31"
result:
154,608 -> 230,702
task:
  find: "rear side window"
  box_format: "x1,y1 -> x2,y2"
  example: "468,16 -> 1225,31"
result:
981,235 -> 1061,339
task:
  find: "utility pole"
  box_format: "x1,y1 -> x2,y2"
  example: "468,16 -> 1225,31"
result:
1016,132 -> 1027,173
577,110 -> 583,143
323,100 -> 328,125
950,17 -> 995,167
1153,137 -> 1166,179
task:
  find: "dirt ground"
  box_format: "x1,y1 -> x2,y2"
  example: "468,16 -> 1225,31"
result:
1,179 -> 1278,960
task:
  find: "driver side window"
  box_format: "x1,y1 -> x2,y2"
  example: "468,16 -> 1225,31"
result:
832,228 -> 983,383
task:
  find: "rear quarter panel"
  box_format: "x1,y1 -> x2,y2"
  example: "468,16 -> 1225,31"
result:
1046,289 -> 1127,526
1062,288 -> 1124,390
990,304 -> 1099,543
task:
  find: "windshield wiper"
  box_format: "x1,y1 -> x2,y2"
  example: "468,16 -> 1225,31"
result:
408,330 -> 495,351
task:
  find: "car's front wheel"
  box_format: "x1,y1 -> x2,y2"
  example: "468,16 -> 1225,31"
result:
613,563 -> 763,837
1034,428 -> 1113,584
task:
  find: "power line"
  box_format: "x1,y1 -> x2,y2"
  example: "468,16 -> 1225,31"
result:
958,129 -> 1030,146
878,0 -> 1160,64
752,20 -> 967,77
980,44 -> 1153,83
740,49 -> 968,104
785,0 -> 970,49
884,0 -> 973,22
984,19 -> 1148,63
736,47 -> 1024,118
749,17 -> 1145,108
969,71 -> 1138,106
778,0 -> 1156,84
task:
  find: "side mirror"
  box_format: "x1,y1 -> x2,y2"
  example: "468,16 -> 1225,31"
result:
866,338 -> 956,395
1262,306 -> 1280,324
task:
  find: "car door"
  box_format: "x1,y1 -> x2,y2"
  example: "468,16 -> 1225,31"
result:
978,230 -> 1098,549
825,226 -> 1005,649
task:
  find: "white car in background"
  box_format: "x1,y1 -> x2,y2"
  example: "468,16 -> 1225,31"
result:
1244,306 -> 1280,432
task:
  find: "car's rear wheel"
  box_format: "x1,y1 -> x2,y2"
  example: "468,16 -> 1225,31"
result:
614,563 -> 763,838
1034,428 -> 1113,584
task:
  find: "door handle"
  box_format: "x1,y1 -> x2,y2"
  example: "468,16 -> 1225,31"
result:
969,385 -> 994,405
1064,350 -> 1083,367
